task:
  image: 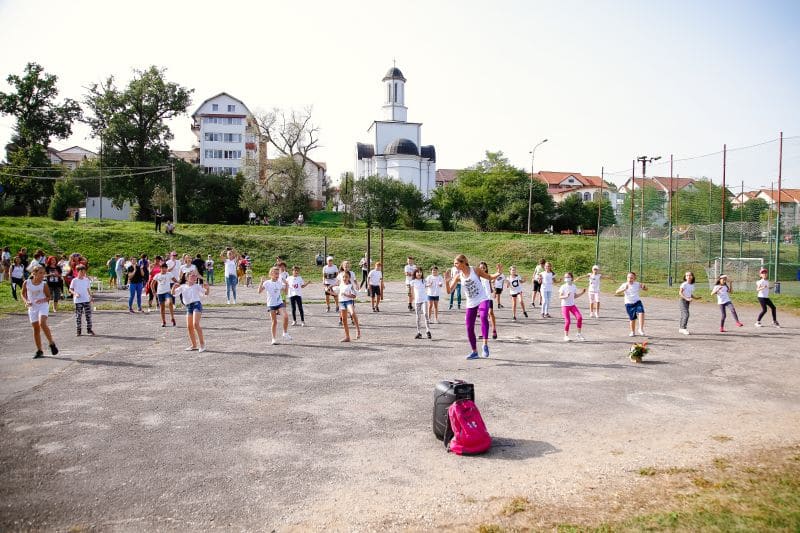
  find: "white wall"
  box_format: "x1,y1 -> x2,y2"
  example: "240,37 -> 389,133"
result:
371,122 -> 421,155
85,197 -> 131,220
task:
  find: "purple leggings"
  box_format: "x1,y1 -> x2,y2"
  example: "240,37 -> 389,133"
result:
465,300 -> 490,351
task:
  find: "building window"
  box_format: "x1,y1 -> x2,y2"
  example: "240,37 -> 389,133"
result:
584,192 -> 591,201
204,132 -> 222,142
212,104 -> 218,111
228,104 -> 236,112
222,133 -> 242,143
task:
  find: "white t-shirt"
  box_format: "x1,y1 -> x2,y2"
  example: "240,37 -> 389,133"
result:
175,283 -> 205,305
25,279 -> 47,305
588,273 -> 601,293
153,272 -> 172,295
541,271 -> 555,290
337,270 -> 357,285
205,259 -> 214,271
115,257 -> 125,271
367,269 -> 383,286
426,274 -> 443,297
11,264 -> 25,278
179,263 -> 198,281
404,264 -> 416,285
261,280 -> 284,307
337,282 -> 358,303
508,274 -> 524,295
559,283 -> 577,306
410,278 -> 427,304
460,267 -> 489,309
680,281 -> 695,300
69,277 -> 92,304
450,266 -> 462,285
756,279 -> 769,298
712,284 -> 731,305
617,281 -> 642,304
166,259 -> 181,282
493,273 -> 505,289
224,258 -> 237,277
286,275 -> 305,298
323,265 -> 339,286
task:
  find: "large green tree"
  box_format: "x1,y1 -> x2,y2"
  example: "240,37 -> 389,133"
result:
428,182 -> 463,231
554,194 -> 593,232
674,179 -> 732,225
0,62 -> 81,214
353,175 -> 427,229
584,199 -> 616,229
619,185 -> 665,226
83,66 -> 192,219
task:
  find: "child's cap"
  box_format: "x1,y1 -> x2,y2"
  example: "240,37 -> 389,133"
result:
592,265 -> 599,270
759,268 -> 768,274
326,256 -> 334,261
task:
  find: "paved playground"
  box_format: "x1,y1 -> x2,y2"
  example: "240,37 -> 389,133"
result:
1,283 -> 799,531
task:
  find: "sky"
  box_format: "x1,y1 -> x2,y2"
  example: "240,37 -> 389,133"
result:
1,0 -> 799,191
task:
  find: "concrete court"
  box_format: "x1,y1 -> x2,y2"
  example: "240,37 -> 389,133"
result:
1,281 -> 799,531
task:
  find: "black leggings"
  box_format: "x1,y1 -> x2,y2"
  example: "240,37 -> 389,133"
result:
290,295 -> 304,322
757,297 -> 777,322
361,270 -> 368,288
10,276 -> 23,300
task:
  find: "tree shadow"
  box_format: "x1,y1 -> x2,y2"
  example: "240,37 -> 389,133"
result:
93,334 -> 153,341
487,437 -> 560,460
490,358 -> 630,370
47,356 -> 153,369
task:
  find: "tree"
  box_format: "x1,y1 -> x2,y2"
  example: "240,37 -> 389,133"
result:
254,107 -> 320,169
262,156 -> 310,223
584,199 -> 616,229
554,194 -> 593,232
0,63 -> 81,214
83,66 -> 192,219
674,179 -> 732,226
172,161 -> 246,224
619,185 -> 665,226
48,178 -> 83,220
732,197 -> 769,224
150,184 -> 170,214
352,175 -> 425,229
339,172 -> 356,226
429,183 -> 463,231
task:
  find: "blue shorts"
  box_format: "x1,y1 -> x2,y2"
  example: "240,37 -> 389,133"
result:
268,302 -> 285,312
186,301 -> 203,314
625,301 -> 645,320
427,295 -> 439,302
157,293 -> 173,304
340,300 -> 354,309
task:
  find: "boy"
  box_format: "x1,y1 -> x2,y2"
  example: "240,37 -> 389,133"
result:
69,265 -> 95,336
367,261 -> 384,312
404,256 -> 417,311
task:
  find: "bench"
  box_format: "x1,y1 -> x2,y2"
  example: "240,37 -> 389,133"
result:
582,229 -> 596,236
89,277 -> 104,292
560,229 -> 574,235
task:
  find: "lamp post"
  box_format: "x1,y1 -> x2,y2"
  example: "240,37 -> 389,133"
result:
527,138 -> 548,234
636,155 -> 660,277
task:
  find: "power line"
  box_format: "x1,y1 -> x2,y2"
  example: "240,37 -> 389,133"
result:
0,167 -> 170,181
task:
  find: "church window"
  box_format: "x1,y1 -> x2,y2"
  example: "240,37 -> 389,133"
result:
394,82 -> 397,102
387,83 -> 391,102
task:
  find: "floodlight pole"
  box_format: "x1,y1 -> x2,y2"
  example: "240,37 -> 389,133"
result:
628,160 -> 635,272
774,131 -> 783,290
527,139 -> 548,234
720,144 -> 726,274
637,155 -> 660,278
595,166 -> 603,266
667,155 -> 674,286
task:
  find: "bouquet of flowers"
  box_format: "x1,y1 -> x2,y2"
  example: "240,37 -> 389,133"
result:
629,341 -> 648,363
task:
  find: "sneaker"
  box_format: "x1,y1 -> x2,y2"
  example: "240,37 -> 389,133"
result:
76,331 -> 82,336
482,345 -> 490,358
282,333 -> 292,341
49,344 -> 58,356
415,333 -> 423,339
449,305 -> 453,310
291,320 -> 296,326
129,309 -> 135,314
87,330 -> 96,336
227,300 -> 231,305
736,322 -> 744,327
172,319 -> 176,327
720,327 -> 726,332
492,331 -> 497,339
679,328 -> 690,335
773,322 -> 781,328
523,311 -> 528,318
426,331 -> 432,339
271,338 -> 277,345
513,316 -> 517,321
637,329 -> 645,336
466,351 -> 479,360
576,333 -> 586,341
498,304 -> 504,308
629,332 -> 635,337
326,307 -> 330,313
232,300 -> 236,305
755,322 -> 762,327
564,335 -> 571,342
300,322 -> 305,327
198,345 -> 206,353
184,346 -> 197,351
161,322 -> 166,327
408,304 -> 413,311
33,350 -> 43,359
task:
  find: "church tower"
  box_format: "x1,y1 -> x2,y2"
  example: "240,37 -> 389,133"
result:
381,66 -> 407,122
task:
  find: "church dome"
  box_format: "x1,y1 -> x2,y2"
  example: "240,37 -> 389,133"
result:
385,138 -> 419,156
382,67 -> 407,82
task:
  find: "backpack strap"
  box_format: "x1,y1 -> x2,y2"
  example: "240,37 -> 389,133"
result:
443,412 -> 454,451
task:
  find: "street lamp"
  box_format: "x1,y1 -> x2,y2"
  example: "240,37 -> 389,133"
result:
636,155 -> 660,277
527,138 -> 548,234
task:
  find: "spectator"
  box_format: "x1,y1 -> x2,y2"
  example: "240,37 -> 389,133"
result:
155,210 -> 163,232
315,252 -> 324,266
165,220 -> 175,235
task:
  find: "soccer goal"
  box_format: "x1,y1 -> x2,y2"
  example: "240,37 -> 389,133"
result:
704,257 -> 765,288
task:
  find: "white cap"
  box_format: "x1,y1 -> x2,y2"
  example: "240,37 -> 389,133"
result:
592,265 -> 600,270
326,256 -> 334,261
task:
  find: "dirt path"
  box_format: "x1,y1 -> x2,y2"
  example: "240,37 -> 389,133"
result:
1,283 -> 798,531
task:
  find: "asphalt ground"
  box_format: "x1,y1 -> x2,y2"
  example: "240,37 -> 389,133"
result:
1,282 -> 799,531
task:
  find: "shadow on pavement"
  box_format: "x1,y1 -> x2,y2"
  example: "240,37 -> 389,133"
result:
488,437 -> 560,460
47,356 -> 153,369
491,358 -> 630,370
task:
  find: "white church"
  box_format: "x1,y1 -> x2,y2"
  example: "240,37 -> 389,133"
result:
355,66 -> 437,196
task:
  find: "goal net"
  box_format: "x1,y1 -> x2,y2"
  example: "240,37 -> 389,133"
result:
704,257 -> 764,288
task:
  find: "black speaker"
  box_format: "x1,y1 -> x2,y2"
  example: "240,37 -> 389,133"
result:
432,380 -> 474,440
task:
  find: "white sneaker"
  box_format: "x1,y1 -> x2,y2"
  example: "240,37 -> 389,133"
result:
198,345 -> 206,353
563,335 -> 571,342
226,299 -> 231,304
773,322 -> 781,328
590,312 -> 596,318
271,338 -> 277,345
283,333 -> 292,341
637,329 -> 645,336
232,299 -> 236,305
629,332 -> 635,337
576,333 -> 585,341
185,346 -> 197,351
679,328 -> 690,335
291,320 -> 296,326
754,322 -> 762,327
300,322 -> 305,327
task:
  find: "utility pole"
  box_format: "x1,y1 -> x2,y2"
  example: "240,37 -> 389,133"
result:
171,162 -> 177,224
774,131 -> 783,291
637,155 -> 660,277
667,155 -> 674,286
628,160 -> 635,272
527,139 -> 548,234
594,166 -> 603,266
720,144 -> 727,274
99,134 -> 103,221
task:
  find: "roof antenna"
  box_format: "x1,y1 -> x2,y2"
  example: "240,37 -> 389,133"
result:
393,57 -> 396,68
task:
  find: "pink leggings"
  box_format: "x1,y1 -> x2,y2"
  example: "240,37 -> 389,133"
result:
562,305 -> 582,332
465,300 -> 490,350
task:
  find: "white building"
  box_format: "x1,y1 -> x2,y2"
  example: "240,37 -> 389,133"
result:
84,196 -> 132,220
355,66 -> 436,196
191,92 -> 261,179
47,145 -> 97,170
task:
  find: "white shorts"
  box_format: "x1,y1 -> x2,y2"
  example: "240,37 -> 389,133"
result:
28,303 -> 49,323
588,291 -> 600,303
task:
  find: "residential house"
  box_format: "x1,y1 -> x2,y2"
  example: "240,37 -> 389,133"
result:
434,169 -> 458,188
47,145 -> 97,170
753,188 -> 800,231
617,176 -> 696,225
535,171 -> 618,213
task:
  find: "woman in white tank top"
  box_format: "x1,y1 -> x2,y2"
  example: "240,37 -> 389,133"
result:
445,254 -> 497,360
22,265 -> 58,359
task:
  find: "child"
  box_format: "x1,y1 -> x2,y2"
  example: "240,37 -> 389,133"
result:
336,271 -> 361,342
580,265 -> 602,318
615,272 -> 648,337
506,265 -> 528,320
755,268 -> 780,328
425,265 -> 444,323
677,271 -> 700,335
172,272 -> 209,352
404,256 -> 417,311
151,256 -> 176,327
259,267 -> 292,345
22,265 -> 58,358
68,265 -> 95,336
540,262 -> 558,318
322,256 -> 339,312
410,268 -> 432,339
479,262 -> 498,339
559,272 -> 586,341
531,258 -> 546,308
711,274 -> 743,332
286,265 -> 311,326
245,264 -> 253,288
367,261 -> 384,312
10,256 -> 25,300
493,263 -> 506,308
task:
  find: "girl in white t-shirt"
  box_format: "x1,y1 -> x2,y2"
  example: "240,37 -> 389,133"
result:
559,272 -> 586,341
22,265 -> 58,359
259,267 -> 291,345
172,271 -> 209,352
409,268 -> 431,339
678,271 -> 700,335
755,268 -> 780,327
286,265 -> 311,326
425,265 -> 444,323
493,263 -> 506,309
221,248 -> 239,304
615,272 -> 648,337
68,265 -> 95,336
578,265 -> 603,318
322,256 -> 339,313
367,262 -> 384,312
336,270 -> 361,342
505,265 -> 528,320
479,262 -> 498,340
711,274 -> 743,332
540,262 -> 558,318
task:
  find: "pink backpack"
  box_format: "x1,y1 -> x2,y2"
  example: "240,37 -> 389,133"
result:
444,399 -> 492,455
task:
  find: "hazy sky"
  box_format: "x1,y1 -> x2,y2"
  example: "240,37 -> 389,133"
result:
1,0 -> 799,190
